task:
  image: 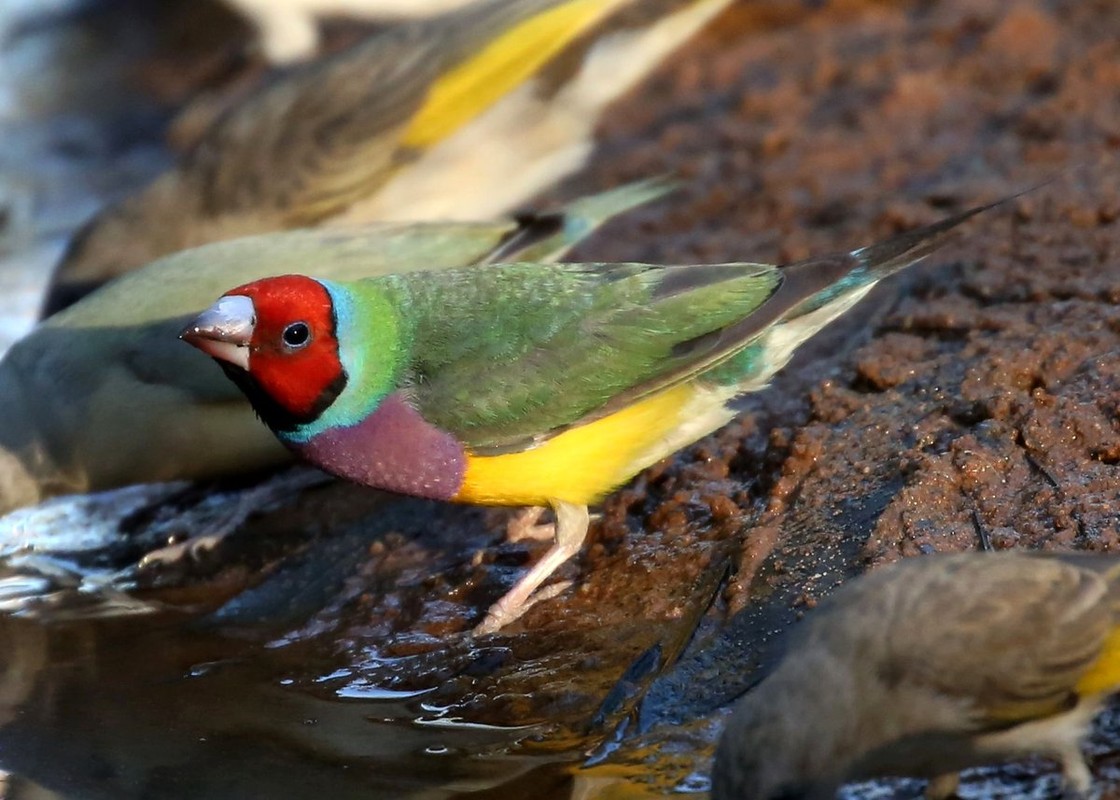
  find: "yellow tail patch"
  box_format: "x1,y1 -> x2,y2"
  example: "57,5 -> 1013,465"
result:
455,382 -> 710,508
1076,623 -> 1120,697
402,0 -> 620,149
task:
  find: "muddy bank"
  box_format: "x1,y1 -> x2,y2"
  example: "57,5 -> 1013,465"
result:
558,0 -> 1120,794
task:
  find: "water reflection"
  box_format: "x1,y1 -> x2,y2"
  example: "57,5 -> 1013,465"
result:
0,610 -> 571,799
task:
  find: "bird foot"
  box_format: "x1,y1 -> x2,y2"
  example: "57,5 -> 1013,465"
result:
472,579 -> 573,636
138,468 -> 330,571
138,533 -> 224,570
505,506 -> 555,543
1060,752 -> 1095,800
473,501 -> 590,636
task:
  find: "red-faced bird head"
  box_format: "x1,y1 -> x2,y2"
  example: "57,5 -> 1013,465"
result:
181,275 -> 346,431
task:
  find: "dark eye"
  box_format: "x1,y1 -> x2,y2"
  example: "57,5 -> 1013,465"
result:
282,321 -> 311,349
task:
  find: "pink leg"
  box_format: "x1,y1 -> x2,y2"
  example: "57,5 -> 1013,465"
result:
474,501 -> 589,635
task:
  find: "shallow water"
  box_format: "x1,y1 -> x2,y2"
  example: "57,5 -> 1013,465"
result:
0,610 -> 573,799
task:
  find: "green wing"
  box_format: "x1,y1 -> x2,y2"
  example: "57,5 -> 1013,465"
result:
391,258 -> 847,450
386,189 -> 1004,451
49,224 -> 513,331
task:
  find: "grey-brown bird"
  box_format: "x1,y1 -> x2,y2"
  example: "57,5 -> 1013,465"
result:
0,180 -> 667,514
44,0 -> 732,315
711,551 -> 1120,799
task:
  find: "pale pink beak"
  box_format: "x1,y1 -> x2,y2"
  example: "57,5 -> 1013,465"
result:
180,295 -> 255,372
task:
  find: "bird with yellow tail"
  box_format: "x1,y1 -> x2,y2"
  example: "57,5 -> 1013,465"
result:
181,196 -> 1003,634
44,0 -> 733,314
0,180 -> 668,514
712,551 -> 1120,800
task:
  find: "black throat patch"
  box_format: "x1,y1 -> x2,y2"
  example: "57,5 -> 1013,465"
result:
220,362 -> 347,434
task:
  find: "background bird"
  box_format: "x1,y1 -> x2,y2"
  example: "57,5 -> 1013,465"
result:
711,551 -> 1120,800
0,180 -> 667,514
223,0 -> 477,64
182,198 -> 1000,634
44,0 -> 732,315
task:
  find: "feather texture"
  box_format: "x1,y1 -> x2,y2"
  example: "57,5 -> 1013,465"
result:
712,552 -> 1120,800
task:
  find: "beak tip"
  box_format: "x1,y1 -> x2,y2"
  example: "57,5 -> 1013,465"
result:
178,295 -> 255,371
178,319 -> 208,344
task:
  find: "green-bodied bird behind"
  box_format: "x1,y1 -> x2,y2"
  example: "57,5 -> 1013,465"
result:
0,180 -> 667,514
182,197 -> 1005,634
44,0 -> 732,314
711,551 -> 1120,800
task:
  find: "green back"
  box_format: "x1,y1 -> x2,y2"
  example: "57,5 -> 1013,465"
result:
346,261 -> 782,451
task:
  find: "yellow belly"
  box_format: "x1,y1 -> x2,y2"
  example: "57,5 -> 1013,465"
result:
1076,623 -> 1120,697
453,381 -> 735,508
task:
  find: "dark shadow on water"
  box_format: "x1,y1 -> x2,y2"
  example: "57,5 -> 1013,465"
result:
0,604 -> 579,799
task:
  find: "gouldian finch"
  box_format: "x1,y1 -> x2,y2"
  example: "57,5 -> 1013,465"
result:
44,0 -> 733,314
711,551 -> 1120,800
0,180 -> 665,514
182,199 -> 998,634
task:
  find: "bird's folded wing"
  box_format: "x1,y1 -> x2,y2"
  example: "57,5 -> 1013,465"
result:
187,0 -> 626,226
872,555 -> 1115,730
625,193 -> 1019,405
403,258 -> 859,452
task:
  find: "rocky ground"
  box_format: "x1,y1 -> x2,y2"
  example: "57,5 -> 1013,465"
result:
0,0 -> 1119,798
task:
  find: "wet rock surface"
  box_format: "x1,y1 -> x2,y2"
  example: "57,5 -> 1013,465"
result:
1,0 -> 1120,798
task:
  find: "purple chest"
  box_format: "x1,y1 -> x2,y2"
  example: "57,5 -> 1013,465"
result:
293,393 -> 466,501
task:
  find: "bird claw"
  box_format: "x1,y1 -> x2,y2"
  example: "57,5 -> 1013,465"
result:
138,533 -> 224,570
137,468 -> 330,571
473,579 -> 573,636
505,506 -> 555,543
